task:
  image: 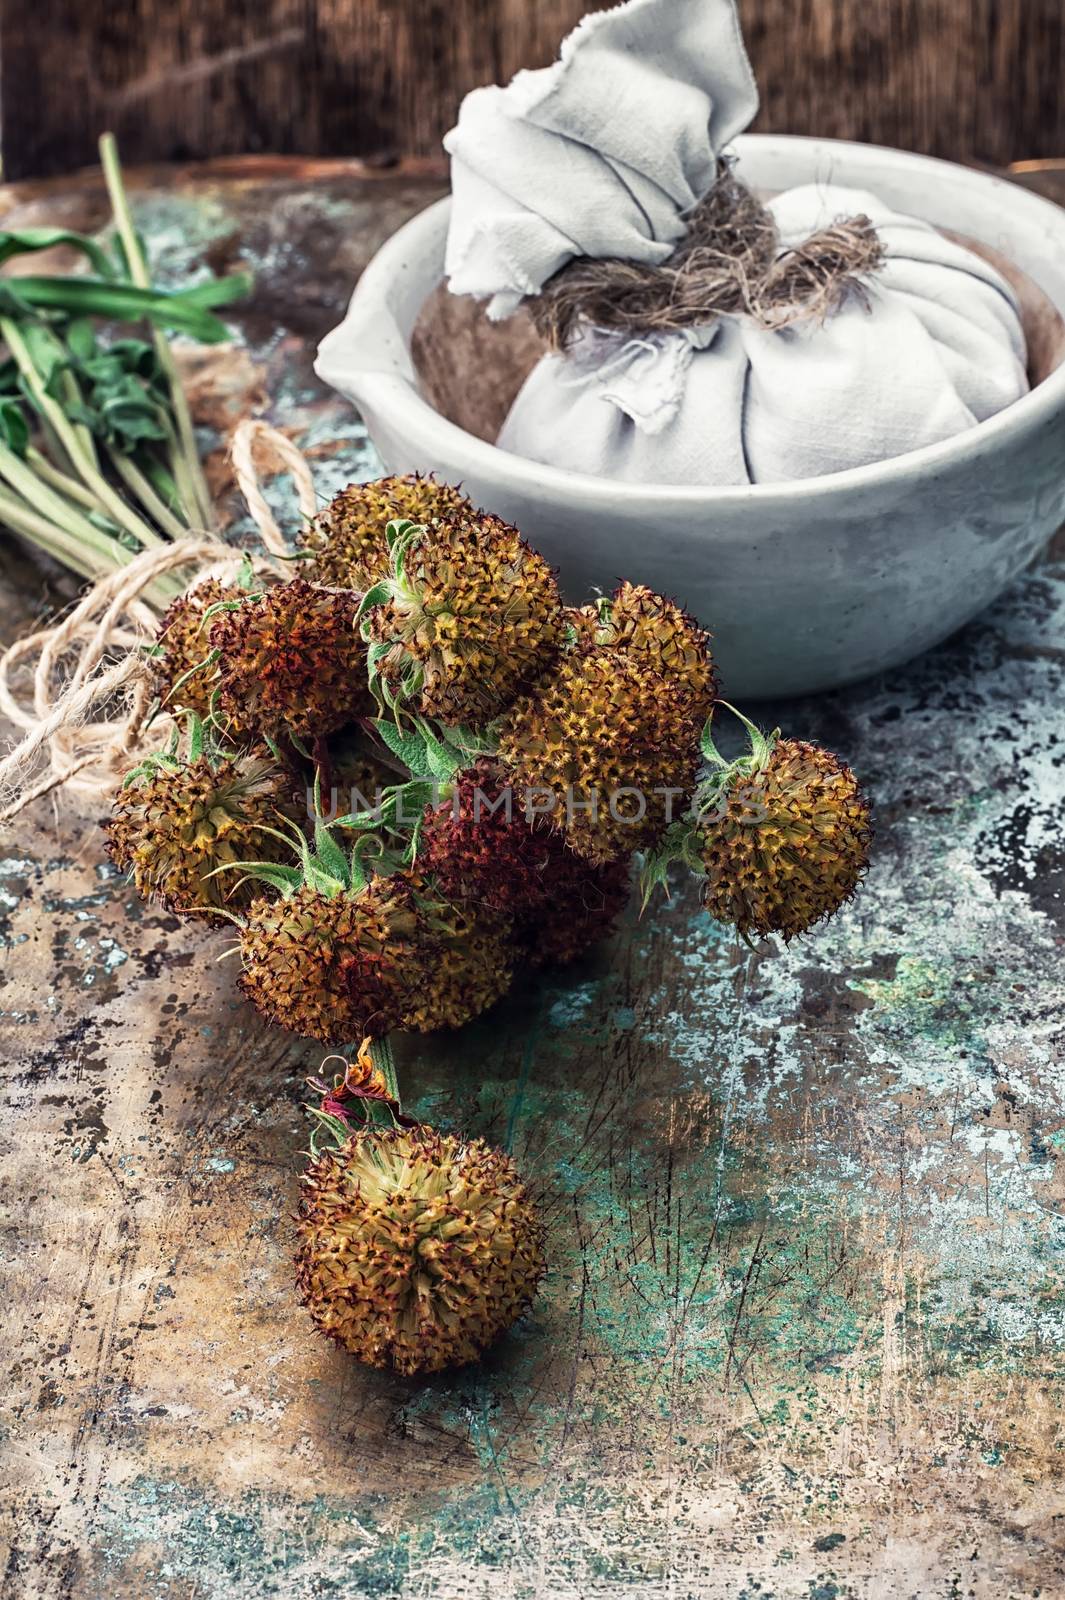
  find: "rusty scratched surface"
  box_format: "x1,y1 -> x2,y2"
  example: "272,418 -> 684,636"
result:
1,163 -> 1064,1600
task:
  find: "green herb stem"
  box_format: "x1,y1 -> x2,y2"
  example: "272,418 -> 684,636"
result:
26,447 -> 109,513
109,449 -> 190,541
0,436 -> 123,562
1,316 -> 164,551
59,366 -> 100,471
0,481 -> 119,582
99,132 -> 215,532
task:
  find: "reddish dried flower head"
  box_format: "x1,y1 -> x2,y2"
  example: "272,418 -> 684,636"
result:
105,752 -> 292,917
521,850 -> 632,968
296,1124 -> 545,1375
209,579 -> 370,742
306,475 -> 473,592
153,578 -> 240,717
419,760 -> 631,963
698,737 -> 872,939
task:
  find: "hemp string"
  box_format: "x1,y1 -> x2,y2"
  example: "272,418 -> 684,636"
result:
0,419 -> 318,819
529,162 -> 885,352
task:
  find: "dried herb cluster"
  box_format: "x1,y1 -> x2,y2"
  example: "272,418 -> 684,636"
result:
102,471 -> 872,1375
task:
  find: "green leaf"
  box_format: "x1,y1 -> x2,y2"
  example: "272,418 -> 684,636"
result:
372,717 -> 434,779
355,580 -> 393,630
699,714 -> 726,768
66,318 -> 99,362
0,397 -> 29,456
186,711 -> 205,763
420,725 -> 462,783
313,819 -> 350,885
19,323 -> 67,388
208,863 -> 302,895
0,276 -> 246,342
0,228 -> 118,280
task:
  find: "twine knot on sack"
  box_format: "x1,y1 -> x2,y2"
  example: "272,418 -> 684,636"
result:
529,163 -> 885,352
0,419 -> 318,820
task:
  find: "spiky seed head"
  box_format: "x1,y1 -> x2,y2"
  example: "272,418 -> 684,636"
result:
418,760 -> 632,962
306,475 -> 474,592
209,579 -> 371,742
105,753 -> 292,917
521,851 -> 632,968
418,759 -> 558,916
295,1124 -> 545,1375
496,646 -> 702,865
574,582 -> 718,723
699,737 -> 872,939
239,876 -> 429,1044
400,889 -> 516,1032
153,578 -> 239,717
367,514 -> 565,727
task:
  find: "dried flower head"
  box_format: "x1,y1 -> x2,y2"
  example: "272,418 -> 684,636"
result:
105,751 -> 292,917
497,647 -> 702,864
418,759 -> 556,916
306,475 -> 473,592
153,578 -> 239,717
295,1124 -> 545,1375
401,890 -> 516,1032
418,760 -> 631,962
574,582 -> 718,722
239,875 -> 429,1044
698,736 -> 872,939
209,578 -> 371,742
521,850 -> 632,968
366,515 -> 565,727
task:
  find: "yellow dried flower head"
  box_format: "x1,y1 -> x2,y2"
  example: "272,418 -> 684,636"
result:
367,515 -> 565,726
699,737 -> 872,939
209,578 -> 371,742
239,877 -> 429,1044
295,1124 -> 545,1375
105,752 -> 291,917
401,892 -> 516,1032
575,582 -> 718,722
153,579 -> 239,717
497,646 -> 702,864
306,475 -> 473,591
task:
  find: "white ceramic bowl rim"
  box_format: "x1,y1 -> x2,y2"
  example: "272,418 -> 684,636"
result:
335,135 -> 1065,508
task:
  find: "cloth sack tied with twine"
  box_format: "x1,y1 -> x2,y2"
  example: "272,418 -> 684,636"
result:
433,0 -> 1029,488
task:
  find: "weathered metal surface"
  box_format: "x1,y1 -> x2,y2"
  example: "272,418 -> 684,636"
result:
1,165 -> 1065,1600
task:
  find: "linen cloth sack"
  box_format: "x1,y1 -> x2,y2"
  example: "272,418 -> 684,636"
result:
442,0 -> 1029,487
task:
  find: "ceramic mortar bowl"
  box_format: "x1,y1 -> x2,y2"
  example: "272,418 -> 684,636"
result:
316,134 -> 1065,699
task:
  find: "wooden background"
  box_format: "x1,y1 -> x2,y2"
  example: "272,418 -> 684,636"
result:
3,0 -> 1065,180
